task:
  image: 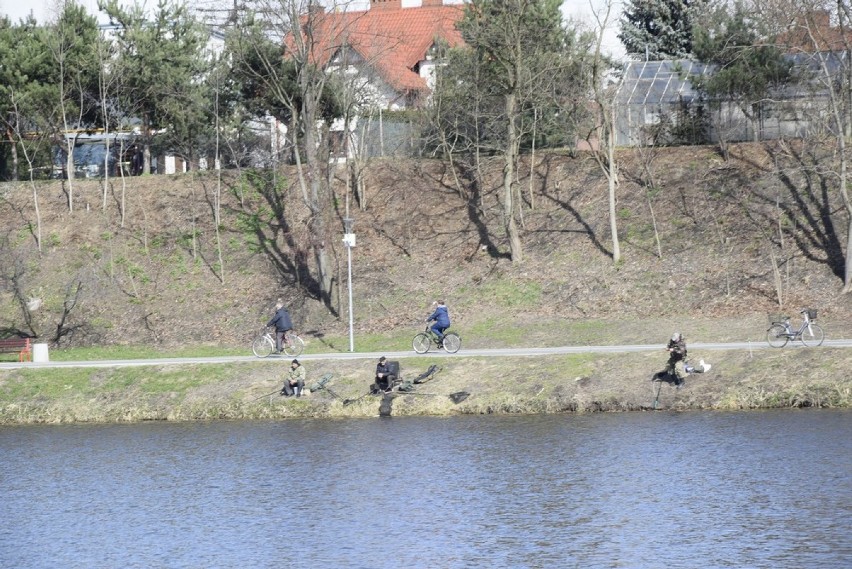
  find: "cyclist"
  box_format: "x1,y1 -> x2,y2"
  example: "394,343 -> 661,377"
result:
267,301 -> 293,354
426,300 -> 451,347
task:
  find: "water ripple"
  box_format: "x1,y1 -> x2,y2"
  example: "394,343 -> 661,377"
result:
1,410 -> 849,568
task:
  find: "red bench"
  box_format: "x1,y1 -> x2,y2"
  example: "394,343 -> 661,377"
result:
0,338 -> 32,362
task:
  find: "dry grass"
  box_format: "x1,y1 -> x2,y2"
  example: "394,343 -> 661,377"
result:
1,347 -> 849,424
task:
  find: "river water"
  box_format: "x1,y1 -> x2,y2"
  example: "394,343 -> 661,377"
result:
1,410 -> 849,568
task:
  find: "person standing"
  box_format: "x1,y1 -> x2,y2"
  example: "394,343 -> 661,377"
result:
267,301 -> 293,354
426,300 -> 451,346
281,359 -> 306,397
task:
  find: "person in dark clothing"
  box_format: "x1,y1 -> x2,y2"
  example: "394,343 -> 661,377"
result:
665,332 -> 711,385
372,356 -> 396,394
267,301 -> 293,354
426,300 -> 451,345
666,332 -> 688,385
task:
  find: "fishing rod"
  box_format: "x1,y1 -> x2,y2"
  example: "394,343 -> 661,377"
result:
383,391 -> 471,404
250,388 -> 281,402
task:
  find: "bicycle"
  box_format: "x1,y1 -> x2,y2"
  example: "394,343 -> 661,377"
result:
252,328 -> 305,358
766,308 -> 825,348
412,325 -> 461,354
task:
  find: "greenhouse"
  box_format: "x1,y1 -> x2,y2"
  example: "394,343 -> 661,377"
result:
613,53 -> 848,147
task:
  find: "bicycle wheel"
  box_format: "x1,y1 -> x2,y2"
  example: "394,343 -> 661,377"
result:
283,334 -> 305,357
413,333 -> 431,354
443,333 -> 461,353
766,324 -> 789,348
799,323 -> 825,347
252,334 -> 274,358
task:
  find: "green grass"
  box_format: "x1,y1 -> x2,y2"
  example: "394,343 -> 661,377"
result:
466,317 -> 522,346
308,330 -> 413,353
0,368 -> 93,399
458,278 -> 542,310
47,344 -> 247,361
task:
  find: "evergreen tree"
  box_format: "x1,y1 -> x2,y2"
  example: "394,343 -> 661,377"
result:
619,0 -> 701,60
49,2 -> 101,200
691,0 -> 794,142
99,0 -> 209,174
0,15 -> 57,181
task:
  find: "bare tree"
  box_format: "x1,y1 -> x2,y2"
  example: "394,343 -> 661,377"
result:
8,93 -> 48,252
755,0 -> 852,291
586,0 -> 622,263
232,0 -> 355,306
433,0 -> 593,263
46,2 -> 100,213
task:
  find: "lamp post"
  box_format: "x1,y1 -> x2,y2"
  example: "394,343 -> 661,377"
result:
343,218 -> 355,352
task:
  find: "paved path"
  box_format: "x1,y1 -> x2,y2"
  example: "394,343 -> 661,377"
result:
1,340 -> 850,370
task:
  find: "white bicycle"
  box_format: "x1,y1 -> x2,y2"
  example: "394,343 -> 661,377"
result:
252,328 -> 304,358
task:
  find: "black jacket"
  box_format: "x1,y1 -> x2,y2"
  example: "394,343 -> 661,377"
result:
267,308 -> 293,331
667,338 -> 687,361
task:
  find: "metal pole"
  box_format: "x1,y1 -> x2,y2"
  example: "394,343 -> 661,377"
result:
347,241 -> 354,352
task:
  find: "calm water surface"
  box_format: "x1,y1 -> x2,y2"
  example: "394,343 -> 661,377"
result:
1,410 -> 850,568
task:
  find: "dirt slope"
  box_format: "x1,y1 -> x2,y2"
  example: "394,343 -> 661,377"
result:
0,141 -> 850,350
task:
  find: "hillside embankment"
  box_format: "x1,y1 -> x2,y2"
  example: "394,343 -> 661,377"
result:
0,142 -> 850,423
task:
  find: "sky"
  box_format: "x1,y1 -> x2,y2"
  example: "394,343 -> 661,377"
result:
0,0 -> 626,59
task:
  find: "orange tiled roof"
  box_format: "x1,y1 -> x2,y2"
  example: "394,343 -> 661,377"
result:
289,5 -> 465,93
777,10 -> 852,53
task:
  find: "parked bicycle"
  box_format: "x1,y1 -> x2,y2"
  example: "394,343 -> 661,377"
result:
413,325 -> 461,354
766,308 -> 825,348
252,327 -> 305,358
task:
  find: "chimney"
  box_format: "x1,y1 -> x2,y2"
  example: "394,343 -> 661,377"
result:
371,0 -> 402,10
421,0 -> 445,6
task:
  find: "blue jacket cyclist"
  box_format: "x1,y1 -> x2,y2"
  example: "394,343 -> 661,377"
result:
426,301 -> 451,344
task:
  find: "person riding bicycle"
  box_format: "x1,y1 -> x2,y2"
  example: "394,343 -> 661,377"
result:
426,300 -> 451,347
267,301 -> 293,354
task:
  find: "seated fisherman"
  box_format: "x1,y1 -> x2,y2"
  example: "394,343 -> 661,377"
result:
281,359 -> 306,397
371,356 -> 396,394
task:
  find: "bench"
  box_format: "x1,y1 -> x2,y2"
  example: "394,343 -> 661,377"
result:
0,338 -> 32,362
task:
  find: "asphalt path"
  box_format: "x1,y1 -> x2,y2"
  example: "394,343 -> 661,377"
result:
1,339 -> 850,370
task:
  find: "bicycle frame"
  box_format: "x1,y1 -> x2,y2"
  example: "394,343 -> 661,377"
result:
424,326 -> 442,342
253,328 -> 304,358
778,311 -> 813,339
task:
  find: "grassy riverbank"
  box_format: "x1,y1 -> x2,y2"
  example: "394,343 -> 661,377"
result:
1,346 -> 849,424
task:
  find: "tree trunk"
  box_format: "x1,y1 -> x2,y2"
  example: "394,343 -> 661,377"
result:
503,92 -> 523,263
65,138 -> 75,212
840,122 -> 852,292
300,77 -> 333,305
844,216 -> 852,293
607,105 -> 621,263
142,114 -> 152,175
5,128 -> 18,181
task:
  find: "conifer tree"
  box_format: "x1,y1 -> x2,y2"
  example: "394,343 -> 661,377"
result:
618,0 -> 700,60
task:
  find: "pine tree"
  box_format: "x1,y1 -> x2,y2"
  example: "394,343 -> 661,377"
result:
618,0 -> 700,60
